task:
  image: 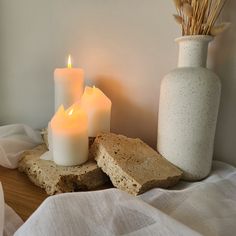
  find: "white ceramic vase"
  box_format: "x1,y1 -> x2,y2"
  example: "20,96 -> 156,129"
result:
158,35 -> 221,181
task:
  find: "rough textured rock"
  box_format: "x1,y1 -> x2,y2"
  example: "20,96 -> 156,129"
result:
18,144 -> 108,195
90,132 -> 183,196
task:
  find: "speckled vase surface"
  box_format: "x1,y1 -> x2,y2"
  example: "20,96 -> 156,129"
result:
158,35 -> 221,181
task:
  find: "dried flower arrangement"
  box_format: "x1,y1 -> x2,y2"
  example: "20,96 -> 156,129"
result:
173,0 -> 231,36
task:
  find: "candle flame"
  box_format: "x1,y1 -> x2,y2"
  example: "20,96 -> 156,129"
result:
67,55 -> 72,68
68,108 -> 74,116
51,104 -> 88,132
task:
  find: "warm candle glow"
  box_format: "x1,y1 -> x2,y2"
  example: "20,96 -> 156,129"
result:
51,104 -> 87,133
68,108 -> 74,116
80,86 -> 112,137
54,57 -> 84,111
67,55 -> 72,68
50,104 -> 88,166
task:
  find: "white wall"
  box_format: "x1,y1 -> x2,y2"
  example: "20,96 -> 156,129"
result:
211,1 -> 236,167
0,0 -> 235,166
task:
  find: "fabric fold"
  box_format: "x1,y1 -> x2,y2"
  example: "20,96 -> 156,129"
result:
14,189 -> 199,236
0,183 -> 23,236
139,162 -> 236,236
3,204 -> 23,236
0,124 -> 42,169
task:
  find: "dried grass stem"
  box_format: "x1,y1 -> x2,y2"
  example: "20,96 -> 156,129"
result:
172,0 -> 229,36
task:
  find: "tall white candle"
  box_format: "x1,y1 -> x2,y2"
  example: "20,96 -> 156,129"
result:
51,104 -> 88,166
54,55 -> 84,111
80,86 -> 112,137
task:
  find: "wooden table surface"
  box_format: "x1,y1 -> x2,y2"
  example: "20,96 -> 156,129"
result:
0,166 -> 48,221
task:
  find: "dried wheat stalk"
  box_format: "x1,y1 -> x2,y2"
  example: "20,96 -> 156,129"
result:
172,0 -> 230,36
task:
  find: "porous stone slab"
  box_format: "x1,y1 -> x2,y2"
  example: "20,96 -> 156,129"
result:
18,144 -> 108,195
90,132 -> 183,196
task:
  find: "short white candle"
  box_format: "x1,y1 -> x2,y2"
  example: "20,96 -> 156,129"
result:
54,55 -> 84,111
51,104 -> 88,166
80,86 -> 112,137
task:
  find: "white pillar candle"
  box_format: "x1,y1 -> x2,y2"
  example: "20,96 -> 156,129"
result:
80,86 -> 112,137
51,104 -> 88,166
54,55 -> 84,111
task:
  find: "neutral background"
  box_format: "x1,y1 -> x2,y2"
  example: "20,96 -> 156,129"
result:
0,0 -> 235,166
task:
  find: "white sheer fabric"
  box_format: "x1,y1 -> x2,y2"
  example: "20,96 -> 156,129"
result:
3,205 -> 23,236
140,162 -> 236,236
14,162 -> 236,236
15,189 -> 199,236
1,183 -> 23,236
0,124 -> 41,235
0,124 -> 42,169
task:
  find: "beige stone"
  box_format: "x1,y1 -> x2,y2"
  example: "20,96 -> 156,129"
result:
90,132 -> 183,196
18,144 -> 108,195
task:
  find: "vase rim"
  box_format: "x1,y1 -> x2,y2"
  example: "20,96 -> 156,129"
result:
175,35 -> 214,43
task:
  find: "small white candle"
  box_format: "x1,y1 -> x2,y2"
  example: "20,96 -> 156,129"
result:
54,55 -> 84,111
51,104 -> 88,166
80,86 -> 112,137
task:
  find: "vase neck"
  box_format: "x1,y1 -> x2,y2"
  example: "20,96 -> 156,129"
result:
176,36 -> 213,68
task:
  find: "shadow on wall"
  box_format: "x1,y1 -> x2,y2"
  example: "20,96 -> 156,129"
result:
211,0 -> 236,166
95,76 -> 157,148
